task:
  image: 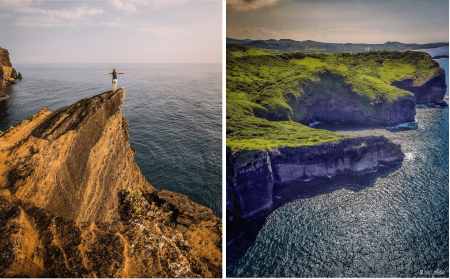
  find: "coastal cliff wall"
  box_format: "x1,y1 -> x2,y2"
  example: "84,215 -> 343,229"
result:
0,47 -> 20,98
226,136 -> 404,220
0,89 -> 221,277
256,72 -> 417,126
0,89 -> 148,222
0,65 -> 4,98
295,72 -> 416,126
392,70 -> 447,106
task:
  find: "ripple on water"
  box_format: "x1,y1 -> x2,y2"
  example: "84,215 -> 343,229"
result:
0,63 -> 222,216
231,108 -> 449,277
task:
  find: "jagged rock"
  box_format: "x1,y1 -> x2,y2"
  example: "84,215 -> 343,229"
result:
0,88 -> 221,277
0,47 -> 20,98
157,190 -> 217,227
0,88 -> 152,222
0,198 -> 221,278
18,72 -> 22,79
0,65 -> 5,99
7,78 -> 17,84
10,68 -> 17,79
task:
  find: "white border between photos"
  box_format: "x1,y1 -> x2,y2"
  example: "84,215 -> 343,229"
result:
222,0 -> 226,277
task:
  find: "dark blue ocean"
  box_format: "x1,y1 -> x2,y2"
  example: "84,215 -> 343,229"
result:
0,63 -> 222,216
229,47 -> 449,277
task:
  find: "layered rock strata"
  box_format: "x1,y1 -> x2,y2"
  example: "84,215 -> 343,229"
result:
226,136 -> 404,220
0,88 -> 221,277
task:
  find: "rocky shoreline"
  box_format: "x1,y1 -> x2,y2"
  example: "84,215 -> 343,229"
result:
0,47 -> 22,99
392,69 -> 447,106
226,136 -> 404,220
0,89 -> 221,277
255,70 -> 447,127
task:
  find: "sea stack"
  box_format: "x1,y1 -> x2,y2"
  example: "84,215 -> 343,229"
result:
0,88 -> 222,277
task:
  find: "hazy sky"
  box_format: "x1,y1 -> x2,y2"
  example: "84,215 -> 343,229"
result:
227,0 -> 449,44
0,0 -> 222,63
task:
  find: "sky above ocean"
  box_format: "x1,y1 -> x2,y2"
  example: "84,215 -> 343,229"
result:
0,0 -> 222,64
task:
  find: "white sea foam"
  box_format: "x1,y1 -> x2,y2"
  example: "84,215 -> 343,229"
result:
404,153 -> 415,160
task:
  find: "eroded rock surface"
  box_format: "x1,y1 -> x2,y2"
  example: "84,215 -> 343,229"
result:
0,47 -> 21,98
256,72 -> 417,126
0,88 -> 221,277
226,136 -> 404,220
392,69 -> 447,106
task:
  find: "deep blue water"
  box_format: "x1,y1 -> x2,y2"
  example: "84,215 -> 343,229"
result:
0,63 -> 222,216
229,47 -> 449,277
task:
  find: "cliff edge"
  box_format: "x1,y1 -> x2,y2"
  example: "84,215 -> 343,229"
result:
0,88 -> 221,277
226,136 -> 404,220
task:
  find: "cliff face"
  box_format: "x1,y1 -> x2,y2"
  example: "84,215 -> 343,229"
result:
0,65 -> 5,98
256,72 -> 417,126
0,47 -> 20,98
1,89 -> 146,222
0,89 -> 221,277
227,136 -> 404,220
392,70 -> 448,106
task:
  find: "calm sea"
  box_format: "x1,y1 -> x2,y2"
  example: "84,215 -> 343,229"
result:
229,47 -> 449,277
0,63 -> 222,216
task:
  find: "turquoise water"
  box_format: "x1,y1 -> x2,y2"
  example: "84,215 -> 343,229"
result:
229,47 -> 449,277
0,63 -> 222,216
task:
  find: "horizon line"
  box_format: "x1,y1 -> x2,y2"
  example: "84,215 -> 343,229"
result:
226,37 -> 450,45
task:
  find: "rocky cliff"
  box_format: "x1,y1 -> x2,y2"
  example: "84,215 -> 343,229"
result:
0,88 -> 221,277
392,69 -> 447,106
0,47 -> 20,99
226,136 -> 404,220
256,72 -> 417,126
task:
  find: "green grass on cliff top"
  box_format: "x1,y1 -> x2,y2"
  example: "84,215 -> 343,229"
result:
227,89 -> 350,150
226,48 -> 441,150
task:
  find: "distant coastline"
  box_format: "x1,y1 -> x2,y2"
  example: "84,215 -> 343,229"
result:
226,37 -> 449,54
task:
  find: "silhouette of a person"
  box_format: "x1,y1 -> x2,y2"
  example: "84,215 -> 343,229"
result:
104,68 -> 124,92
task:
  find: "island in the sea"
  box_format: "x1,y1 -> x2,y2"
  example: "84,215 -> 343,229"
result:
0,48 -> 221,277
226,42 -> 448,269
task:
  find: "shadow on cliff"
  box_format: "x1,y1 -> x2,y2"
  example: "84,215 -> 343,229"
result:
0,87 -> 13,131
0,98 -> 9,129
226,163 -> 402,274
309,121 -> 419,133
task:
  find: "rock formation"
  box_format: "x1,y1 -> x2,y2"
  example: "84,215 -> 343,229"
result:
255,72 -> 417,126
392,69 -> 447,106
227,136 -> 404,220
0,88 -> 221,277
0,47 -> 21,99
0,66 -> 5,99
10,68 -> 17,79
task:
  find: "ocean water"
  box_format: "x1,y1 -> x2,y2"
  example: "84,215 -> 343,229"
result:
0,63 -> 222,216
229,47 -> 449,277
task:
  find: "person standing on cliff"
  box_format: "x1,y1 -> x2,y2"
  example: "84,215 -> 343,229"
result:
104,68 -> 124,92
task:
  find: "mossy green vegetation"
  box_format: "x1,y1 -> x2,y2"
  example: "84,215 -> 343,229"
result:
227,47 -> 441,151
230,48 -> 273,57
227,115 -> 351,150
